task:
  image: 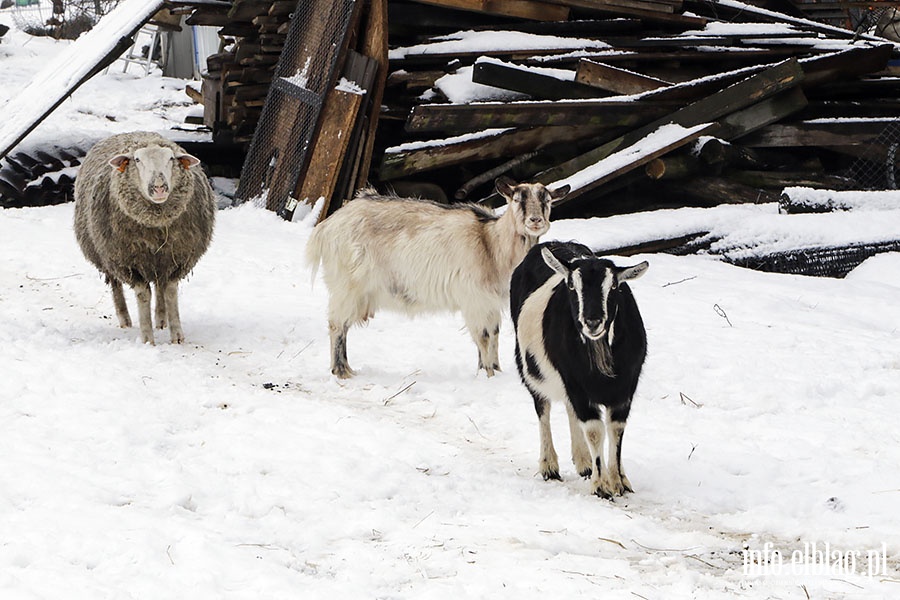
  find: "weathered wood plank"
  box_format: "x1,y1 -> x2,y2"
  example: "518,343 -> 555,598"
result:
741,119 -> 900,148
548,122 -> 717,204
380,125 -> 608,180
406,99 -> 676,133
472,58 -> 610,101
575,59 -> 671,95
353,0 -> 390,192
408,0 -> 570,20
294,86 -> 364,217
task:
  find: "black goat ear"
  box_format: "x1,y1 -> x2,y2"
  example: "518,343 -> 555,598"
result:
615,261 -> 649,283
495,176 -> 516,200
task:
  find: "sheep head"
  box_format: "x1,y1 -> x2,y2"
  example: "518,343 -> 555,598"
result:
108,145 -> 200,204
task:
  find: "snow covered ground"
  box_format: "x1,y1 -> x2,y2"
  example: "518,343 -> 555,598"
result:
2,9 -> 900,599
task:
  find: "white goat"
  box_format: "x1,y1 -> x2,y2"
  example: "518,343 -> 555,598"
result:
306,177 -> 570,378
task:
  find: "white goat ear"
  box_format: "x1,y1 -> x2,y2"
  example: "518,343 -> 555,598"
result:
176,153 -> 201,169
495,176 -> 516,200
549,184 -> 570,204
616,261 -> 649,283
108,154 -> 131,172
541,247 -> 569,278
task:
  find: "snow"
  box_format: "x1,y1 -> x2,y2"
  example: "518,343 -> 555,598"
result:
433,65 -> 530,103
389,30 -> 610,60
385,128 -> 512,154
2,10 -> 900,599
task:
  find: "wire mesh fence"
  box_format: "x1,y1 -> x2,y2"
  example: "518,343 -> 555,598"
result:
235,0 -> 360,216
847,121 -> 900,190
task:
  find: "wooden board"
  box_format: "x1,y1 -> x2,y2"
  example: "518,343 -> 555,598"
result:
293,86 -> 364,218
379,124 -> 608,179
408,0 -> 570,20
353,0 -> 389,192
575,59 -> 671,95
406,99 -> 677,133
473,59 -> 610,101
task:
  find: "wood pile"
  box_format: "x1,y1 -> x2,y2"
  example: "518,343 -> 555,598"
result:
374,0 -> 900,221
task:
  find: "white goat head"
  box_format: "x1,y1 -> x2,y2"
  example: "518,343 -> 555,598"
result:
108,145 -> 200,204
495,176 -> 570,239
541,248 -> 648,342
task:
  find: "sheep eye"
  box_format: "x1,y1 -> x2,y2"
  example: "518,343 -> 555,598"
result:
134,157 -> 141,163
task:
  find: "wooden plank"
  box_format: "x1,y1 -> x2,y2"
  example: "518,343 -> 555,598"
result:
542,0 -> 705,26
575,59 -> 671,95
799,44 -> 894,88
406,99 -> 676,133
294,86 -> 364,216
379,125 -> 608,180
408,0 -> 570,20
472,58 -> 610,101
353,0 -> 390,192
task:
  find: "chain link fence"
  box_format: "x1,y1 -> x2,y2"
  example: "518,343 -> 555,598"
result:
847,121 -> 900,190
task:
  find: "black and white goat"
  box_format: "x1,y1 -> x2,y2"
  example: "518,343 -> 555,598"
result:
306,178 -> 569,378
510,241 -> 648,499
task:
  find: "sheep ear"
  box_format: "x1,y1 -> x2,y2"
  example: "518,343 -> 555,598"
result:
176,154 -> 200,169
108,155 -> 130,172
495,176 -> 516,200
615,261 -> 649,283
549,184 -> 570,204
541,247 -> 569,278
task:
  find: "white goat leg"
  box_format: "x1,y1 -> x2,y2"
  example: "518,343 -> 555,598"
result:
537,400 -> 561,481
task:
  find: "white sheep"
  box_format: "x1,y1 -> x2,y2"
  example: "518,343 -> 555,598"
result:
74,131 -> 216,344
306,177 -> 569,378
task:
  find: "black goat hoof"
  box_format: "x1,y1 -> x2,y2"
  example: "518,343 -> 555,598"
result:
542,470 -> 562,481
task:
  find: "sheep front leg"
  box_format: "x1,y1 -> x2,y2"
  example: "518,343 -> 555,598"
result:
154,282 -> 167,331
110,279 -> 131,328
162,281 -> 184,344
328,320 -> 355,379
133,282 -> 155,345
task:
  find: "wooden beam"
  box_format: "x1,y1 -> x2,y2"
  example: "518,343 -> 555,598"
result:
407,0 -> 570,20
379,125 -> 608,180
406,99 -> 676,133
741,119 -> 900,148
575,59 -> 672,95
353,0 -> 389,192
472,58 -> 610,101
548,122 -> 717,204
